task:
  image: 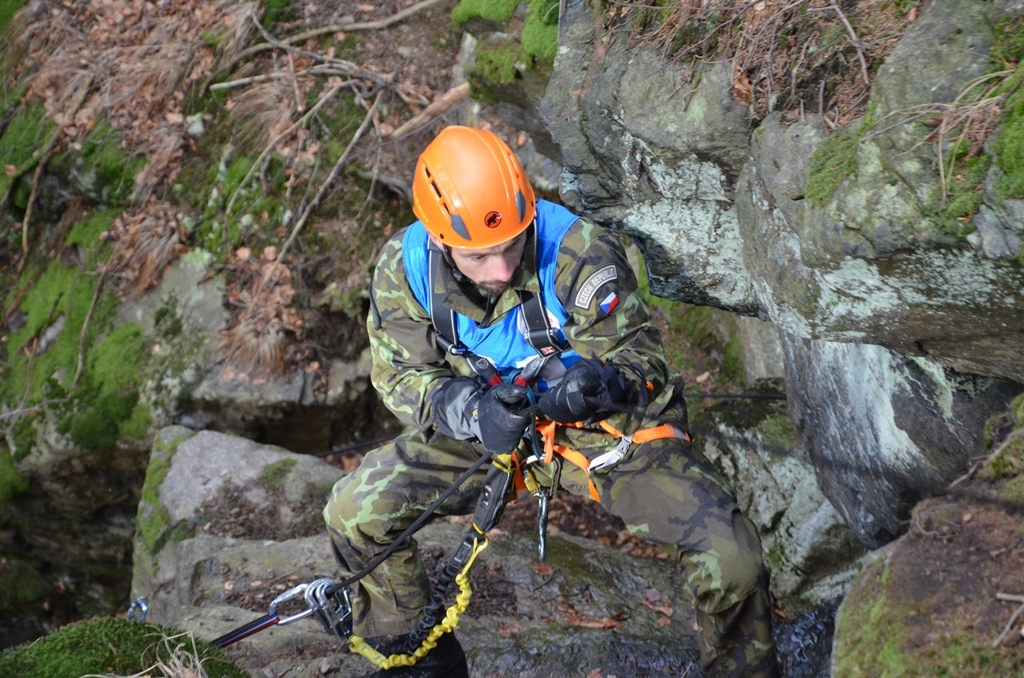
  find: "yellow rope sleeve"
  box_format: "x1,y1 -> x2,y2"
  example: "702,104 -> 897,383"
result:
348,535 -> 490,670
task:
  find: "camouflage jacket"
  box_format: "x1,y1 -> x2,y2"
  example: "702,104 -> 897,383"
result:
367,213 -> 684,449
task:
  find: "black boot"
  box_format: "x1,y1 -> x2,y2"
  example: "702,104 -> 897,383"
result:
364,632 -> 469,677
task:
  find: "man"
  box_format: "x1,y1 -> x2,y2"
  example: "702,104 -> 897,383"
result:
323,126 -> 778,677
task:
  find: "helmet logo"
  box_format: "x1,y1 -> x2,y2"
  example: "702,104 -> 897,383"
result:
484,211 -> 502,228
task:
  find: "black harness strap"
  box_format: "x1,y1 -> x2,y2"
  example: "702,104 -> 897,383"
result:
427,241 -> 462,356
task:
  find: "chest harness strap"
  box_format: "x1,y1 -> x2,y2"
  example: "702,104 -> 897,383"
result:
427,238 -> 566,388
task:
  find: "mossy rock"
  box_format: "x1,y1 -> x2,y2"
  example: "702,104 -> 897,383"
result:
0,617 -> 249,678
455,0 -> 558,111
0,558 -> 50,612
50,121 -> 146,205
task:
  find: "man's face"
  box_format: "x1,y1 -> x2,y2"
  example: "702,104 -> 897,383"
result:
446,231 -> 528,297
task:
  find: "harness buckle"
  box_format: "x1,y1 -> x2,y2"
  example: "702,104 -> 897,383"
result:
589,435 -> 633,473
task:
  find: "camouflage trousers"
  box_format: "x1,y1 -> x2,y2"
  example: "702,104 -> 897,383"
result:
323,428 -> 779,678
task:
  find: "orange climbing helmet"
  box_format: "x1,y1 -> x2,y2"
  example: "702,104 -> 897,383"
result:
412,126 -> 536,249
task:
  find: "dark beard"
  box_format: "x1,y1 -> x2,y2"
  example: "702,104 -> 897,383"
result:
474,279 -> 513,297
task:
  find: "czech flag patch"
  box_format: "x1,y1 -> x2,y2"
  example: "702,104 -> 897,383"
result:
599,291 -> 619,315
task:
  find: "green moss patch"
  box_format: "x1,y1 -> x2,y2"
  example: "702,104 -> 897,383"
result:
0,617 -> 248,678
138,448 -> 174,551
476,40 -> 531,86
3,259 -> 118,406
521,0 -> 559,61
0,0 -> 23,35
261,458 -> 296,490
0,102 -> 55,202
919,20 -> 1024,237
454,0 -> 558,70
924,152 -> 991,238
51,121 -> 146,205
65,322 -> 148,449
834,561 -> 911,677
452,0 -> 517,25
0,558 -> 49,610
806,125 -> 864,209
0,447 -> 29,502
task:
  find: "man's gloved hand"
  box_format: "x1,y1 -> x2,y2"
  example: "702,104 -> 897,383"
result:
477,383 -> 531,453
431,377 -> 484,442
538,358 -> 632,423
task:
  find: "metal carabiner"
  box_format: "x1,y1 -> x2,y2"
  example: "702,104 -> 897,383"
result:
127,598 -> 148,623
269,583 -> 316,626
304,578 -> 353,640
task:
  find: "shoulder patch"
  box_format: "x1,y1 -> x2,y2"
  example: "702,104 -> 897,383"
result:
574,264 -> 618,309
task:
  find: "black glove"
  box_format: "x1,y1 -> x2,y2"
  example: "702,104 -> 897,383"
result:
477,383 -> 531,453
538,358 -> 632,423
431,377 -> 484,441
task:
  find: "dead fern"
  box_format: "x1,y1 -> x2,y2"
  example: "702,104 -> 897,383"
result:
606,0 -> 918,126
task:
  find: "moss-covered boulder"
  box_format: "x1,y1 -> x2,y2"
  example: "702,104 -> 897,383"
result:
0,617 -> 248,678
700,382 -> 868,614
540,0 -> 756,315
736,0 -> 1024,383
782,334 -> 1023,548
453,0 -> 561,160
832,397 -> 1024,676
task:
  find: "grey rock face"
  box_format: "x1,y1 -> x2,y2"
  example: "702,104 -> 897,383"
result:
700,395 -> 867,612
781,335 -> 1023,548
545,0 -> 1024,384
738,112 -> 1024,383
540,0 -> 756,314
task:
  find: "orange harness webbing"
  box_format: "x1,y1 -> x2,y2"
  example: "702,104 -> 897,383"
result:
533,419 -> 689,502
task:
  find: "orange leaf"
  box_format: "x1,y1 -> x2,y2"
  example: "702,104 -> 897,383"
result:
531,563 -> 554,577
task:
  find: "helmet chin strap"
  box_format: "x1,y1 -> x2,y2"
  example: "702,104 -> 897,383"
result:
440,245 -> 467,282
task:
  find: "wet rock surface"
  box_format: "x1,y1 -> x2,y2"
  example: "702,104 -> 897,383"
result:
782,336 -> 1023,547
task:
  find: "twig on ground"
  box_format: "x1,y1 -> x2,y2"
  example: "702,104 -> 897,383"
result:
72,274 -> 106,391
355,158 -> 381,222
287,52 -> 303,115
18,147 -> 55,273
16,74 -> 93,274
259,89 -> 383,293
818,79 -> 826,125
211,66 -> 358,91
224,0 -> 444,70
951,429 -> 1024,487
992,601 -> 1024,648
830,0 -> 870,87
0,399 -> 69,422
241,11 -> 423,107
997,592 -> 1024,603
387,82 -> 469,140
